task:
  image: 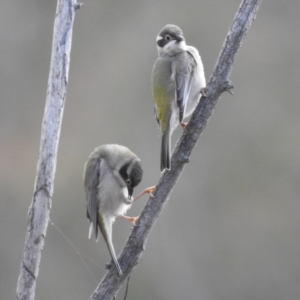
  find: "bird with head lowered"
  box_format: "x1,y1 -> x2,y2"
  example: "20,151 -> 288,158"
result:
84,144 -> 154,275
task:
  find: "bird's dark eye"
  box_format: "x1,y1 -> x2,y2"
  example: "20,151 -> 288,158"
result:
126,178 -> 131,186
165,35 -> 171,41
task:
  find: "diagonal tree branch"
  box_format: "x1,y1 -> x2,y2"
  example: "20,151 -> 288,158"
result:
15,1 -> 82,300
90,0 -> 262,299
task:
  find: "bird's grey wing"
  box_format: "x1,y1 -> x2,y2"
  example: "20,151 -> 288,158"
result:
175,51 -> 197,122
84,155 -> 102,240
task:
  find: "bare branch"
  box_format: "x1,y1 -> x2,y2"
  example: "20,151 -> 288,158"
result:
90,0 -> 262,299
15,1 -> 81,300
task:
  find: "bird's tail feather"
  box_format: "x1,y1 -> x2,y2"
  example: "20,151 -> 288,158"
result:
161,128 -> 171,171
98,214 -> 122,275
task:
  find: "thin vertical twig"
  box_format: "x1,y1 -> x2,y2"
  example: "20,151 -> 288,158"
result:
15,1 -> 82,300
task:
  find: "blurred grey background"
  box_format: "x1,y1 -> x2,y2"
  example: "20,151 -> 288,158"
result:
1,0 -> 300,299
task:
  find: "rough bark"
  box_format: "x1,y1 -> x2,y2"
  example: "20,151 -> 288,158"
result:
90,0 -> 262,299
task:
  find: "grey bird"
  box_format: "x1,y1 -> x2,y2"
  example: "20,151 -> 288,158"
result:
152,24 -> 206,171
84,144 -> 150,275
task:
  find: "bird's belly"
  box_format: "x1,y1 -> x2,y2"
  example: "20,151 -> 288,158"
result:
114,190 -> 132,217
98,175 -> 131,218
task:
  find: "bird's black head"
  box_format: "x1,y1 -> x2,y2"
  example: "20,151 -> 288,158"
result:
119,159 -> 143,198
156,24 -> 185,48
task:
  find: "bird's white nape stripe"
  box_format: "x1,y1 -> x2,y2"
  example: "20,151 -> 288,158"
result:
156,35 -> 163,42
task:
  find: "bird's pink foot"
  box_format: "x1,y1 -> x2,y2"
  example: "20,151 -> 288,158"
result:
133,186 -> 155,202
120,215 -> 139,225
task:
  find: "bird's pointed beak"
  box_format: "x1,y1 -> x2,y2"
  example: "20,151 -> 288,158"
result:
127,186 -> 133,200
176,35 -> 184,42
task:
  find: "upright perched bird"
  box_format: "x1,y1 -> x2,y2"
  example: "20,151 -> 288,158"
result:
83,144 -> 144,275
152,24 -> 206,171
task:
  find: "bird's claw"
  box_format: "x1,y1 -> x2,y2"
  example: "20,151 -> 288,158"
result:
131,217 -> 139,226
180,122 -> 188,130
144,186 -> 155,198
200,87 -> 207,97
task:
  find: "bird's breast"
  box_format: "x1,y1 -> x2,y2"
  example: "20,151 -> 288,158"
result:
152,57 -> 177,132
